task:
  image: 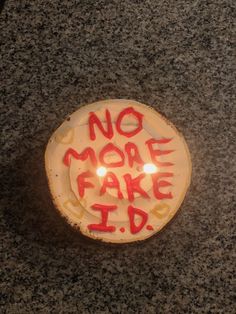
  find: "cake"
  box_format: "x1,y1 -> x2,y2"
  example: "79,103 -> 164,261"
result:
45,99 -> 191,243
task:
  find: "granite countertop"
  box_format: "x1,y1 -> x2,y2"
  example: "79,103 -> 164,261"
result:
1,1 -> 235,313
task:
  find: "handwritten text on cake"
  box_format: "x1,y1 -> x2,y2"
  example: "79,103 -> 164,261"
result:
63,107 -> 174,234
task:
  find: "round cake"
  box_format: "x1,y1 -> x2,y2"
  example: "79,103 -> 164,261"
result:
45,99 -> 191,243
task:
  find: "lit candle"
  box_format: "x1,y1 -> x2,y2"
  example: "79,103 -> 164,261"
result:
96,166 -> 107,177
143,163 -> 158,174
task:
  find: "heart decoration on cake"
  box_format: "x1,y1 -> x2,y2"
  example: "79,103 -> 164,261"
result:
45,99 -> 191,243
55,127 -> 74,144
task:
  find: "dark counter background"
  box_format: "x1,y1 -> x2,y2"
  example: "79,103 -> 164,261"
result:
1,1 -> 235,313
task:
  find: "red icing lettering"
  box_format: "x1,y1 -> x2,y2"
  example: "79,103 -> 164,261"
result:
89,109 -> 113,140
128,205 -> 148,234
125,142 -> 144,167
145,138 -> 174,167
116,107 -> 143,138
63,147 -> 97,167
152,172 -> 173,199
146,225 -> 154,231
87,204 -> 117,232
77,171 -> 94,197
123,173 -> 150,202
100,172 -> 123,199
120,227 -> 125,233
99,143 -> 125,168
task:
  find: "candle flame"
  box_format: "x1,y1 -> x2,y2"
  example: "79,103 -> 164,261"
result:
96,166 -> 107,177
143,163 -> 158,174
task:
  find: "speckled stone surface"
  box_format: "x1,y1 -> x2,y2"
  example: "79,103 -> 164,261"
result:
1,0 -> 235,313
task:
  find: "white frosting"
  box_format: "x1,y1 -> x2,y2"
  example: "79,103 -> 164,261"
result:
45,99 -> 191,243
